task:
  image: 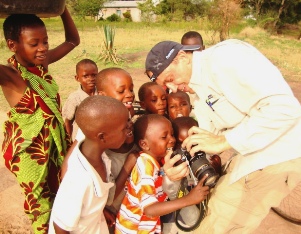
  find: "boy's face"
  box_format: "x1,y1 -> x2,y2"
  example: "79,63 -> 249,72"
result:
99,73 -> 135,112
10,26 -> 49,67
143,118 -> 175,161
104,108 -> 132,149
167,94 -> 192,120
76,64 -> 97,93
140,85 -> 167,115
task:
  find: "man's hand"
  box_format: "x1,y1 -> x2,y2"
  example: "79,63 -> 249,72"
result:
163,150 -> 189,181
182,126 -> 232,156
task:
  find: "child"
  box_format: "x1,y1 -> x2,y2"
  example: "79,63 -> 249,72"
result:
115,114 -> 210,233
172,116 -> 199,148
96,67 -> 135,118
161,116 -> 200,234
138,81 -> 168,116
0,7 -> 79,232
96,67 -> 140,229
181,31 -> 205,51
181,31 -> 205,115
62,58 -> 98,141
49,95 -> 131,233
167,91 -> 193,120
160,117 -> 221,233
61,67 -> 139,232
172,116 -> 222,178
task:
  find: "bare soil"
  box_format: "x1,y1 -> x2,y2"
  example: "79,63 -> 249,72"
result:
0,65 -> 301,234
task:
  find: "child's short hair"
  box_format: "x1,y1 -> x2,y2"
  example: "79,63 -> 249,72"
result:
76,59 -> 97,73
134,114 -> 168,147
167,91 -> 191,104
138,82 -> 159,102
181,31 -> 204,46
172,116 -> 198,140
3,14 -> 45,41
96,67 -> 131,91
75,95 -> 126,136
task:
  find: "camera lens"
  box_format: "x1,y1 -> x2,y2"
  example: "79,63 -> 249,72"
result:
204,173 -> 219,187
190,151 -> 219,188
171,148 -> 220,188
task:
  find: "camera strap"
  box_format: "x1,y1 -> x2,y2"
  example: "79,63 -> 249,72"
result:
174,178 -> 207,232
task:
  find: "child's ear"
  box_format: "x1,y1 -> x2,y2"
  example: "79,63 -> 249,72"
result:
139,139 -> 149,151
75,75 -> 79,81
97,132 -> 106,142
7,39 -> 16,52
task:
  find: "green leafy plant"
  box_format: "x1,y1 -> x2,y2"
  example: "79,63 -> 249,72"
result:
98,25 -> 123,64
106,13 -> 121,22
123,11 -> 132,22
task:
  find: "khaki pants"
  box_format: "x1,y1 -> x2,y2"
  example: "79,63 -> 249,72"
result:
193,155 -> 301,234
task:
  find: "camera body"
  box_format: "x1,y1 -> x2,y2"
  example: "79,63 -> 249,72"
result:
171,148 -> 219,188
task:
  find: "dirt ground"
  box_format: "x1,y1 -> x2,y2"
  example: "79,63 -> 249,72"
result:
0,70 -> 301,233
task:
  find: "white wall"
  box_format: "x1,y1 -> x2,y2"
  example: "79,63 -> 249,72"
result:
101,7 -> 142,22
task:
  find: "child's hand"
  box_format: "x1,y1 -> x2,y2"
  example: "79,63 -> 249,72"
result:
163,150 -> 189,181
186,174 -> 210,205
123,150 -> 139,175
103,207 -> 116,228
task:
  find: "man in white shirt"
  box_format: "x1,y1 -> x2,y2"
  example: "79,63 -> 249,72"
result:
144,40 -> 301,233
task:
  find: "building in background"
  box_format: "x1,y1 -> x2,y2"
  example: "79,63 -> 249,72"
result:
100,1 -> 145,22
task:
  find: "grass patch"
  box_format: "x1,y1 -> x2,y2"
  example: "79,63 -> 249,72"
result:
0,18 -> 300,112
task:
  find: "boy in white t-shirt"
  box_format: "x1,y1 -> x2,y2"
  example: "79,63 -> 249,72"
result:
49,96 -> 132,233
60,67 -> 139,232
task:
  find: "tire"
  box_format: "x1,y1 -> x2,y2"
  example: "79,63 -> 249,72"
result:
272,182 -> 301,225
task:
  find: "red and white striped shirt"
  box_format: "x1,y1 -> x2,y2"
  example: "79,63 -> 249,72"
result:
115,153 -> 167,234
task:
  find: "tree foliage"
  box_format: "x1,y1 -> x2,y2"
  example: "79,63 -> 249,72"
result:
155,0 -> 209,21
241,0 -> 301,30
137,0 -> 158,24
206,0 -> 242,41
67,0 -> 106,19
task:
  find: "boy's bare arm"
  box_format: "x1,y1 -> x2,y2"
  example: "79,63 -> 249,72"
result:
144,175 -> 209,217
47,7 -> 80,65
114,151 -> 139,199
53,222 -> 70,234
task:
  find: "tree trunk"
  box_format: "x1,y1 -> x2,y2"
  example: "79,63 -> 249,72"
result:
255,0 -> 264,18
272,0 -> 286,31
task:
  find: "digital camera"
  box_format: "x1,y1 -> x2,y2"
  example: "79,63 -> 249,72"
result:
171,148 -> 219,188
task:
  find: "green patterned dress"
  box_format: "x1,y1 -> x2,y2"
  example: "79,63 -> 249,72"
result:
2,56 -> 71,233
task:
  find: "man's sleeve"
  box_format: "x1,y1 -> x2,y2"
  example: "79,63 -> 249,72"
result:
212,41 -> 301,155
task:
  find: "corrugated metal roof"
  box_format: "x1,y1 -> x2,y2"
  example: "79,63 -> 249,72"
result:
103,1 -> 145,8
